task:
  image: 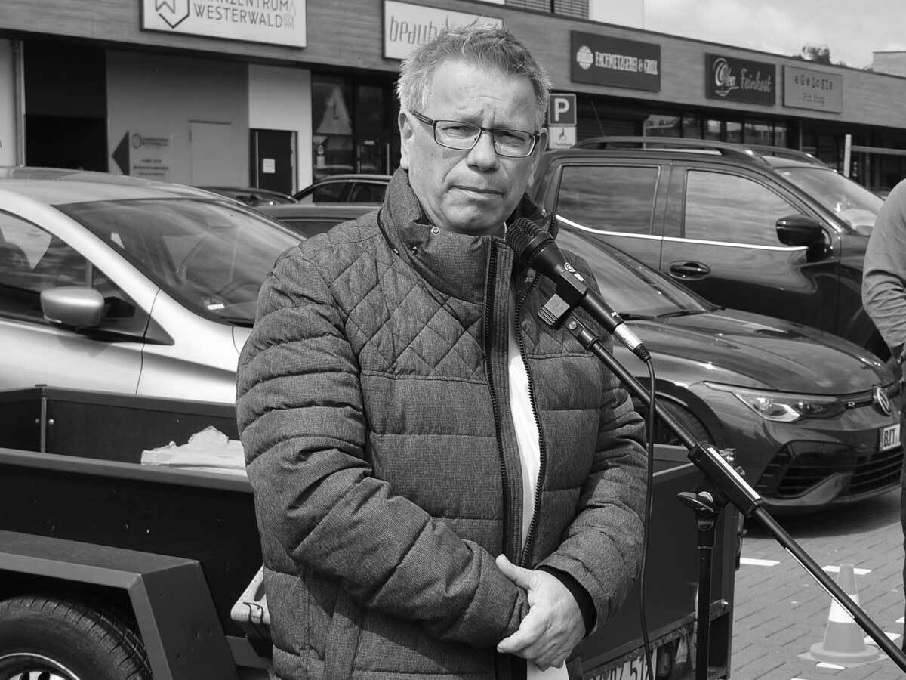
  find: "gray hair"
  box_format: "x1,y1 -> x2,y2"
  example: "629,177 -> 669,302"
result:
396,24 -> 551,129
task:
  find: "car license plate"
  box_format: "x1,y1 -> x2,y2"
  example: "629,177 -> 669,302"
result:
881,423 -> 901,451
602,652 -> 653,680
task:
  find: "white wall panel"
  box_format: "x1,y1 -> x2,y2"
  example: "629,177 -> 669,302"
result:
106,51 -> 248,186
248,64 -> 312,190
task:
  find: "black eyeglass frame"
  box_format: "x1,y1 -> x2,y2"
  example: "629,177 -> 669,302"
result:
408,110 -> 541,158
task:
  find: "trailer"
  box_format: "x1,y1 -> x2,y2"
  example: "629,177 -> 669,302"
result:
0,386 -> 739,679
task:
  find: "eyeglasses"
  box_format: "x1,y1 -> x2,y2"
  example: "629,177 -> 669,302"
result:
409,110 -> 540,158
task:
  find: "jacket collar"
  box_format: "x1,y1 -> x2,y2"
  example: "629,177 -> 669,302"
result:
380,168 -> 549,302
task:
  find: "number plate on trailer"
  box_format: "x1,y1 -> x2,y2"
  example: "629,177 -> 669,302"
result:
881,423 -> 901,451
604,654 -> 648,679
588,631 -> 695,680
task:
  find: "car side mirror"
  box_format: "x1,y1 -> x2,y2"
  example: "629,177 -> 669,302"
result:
41,286 -> 105,329
775,215 -> 826,249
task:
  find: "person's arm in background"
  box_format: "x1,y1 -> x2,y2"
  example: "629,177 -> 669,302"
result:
863,179 -> 906,364
237,246 -> 529,648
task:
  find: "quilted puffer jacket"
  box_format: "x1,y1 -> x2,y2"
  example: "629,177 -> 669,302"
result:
237,169 -> 648,680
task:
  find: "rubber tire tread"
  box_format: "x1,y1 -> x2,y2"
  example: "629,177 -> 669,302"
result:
0,594 -> 152,680
657,401 -> 713,446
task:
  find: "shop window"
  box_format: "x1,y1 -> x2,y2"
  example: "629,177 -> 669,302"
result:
704,119 -> 721,141
744,120 -> 774,146
644,115 -> 681,138
725,120 -> 742,144
312,76 -> 355,181
682,114 -> 702,139
356,85 -> 391,175
312,75 -> 399,180
774,123 -> 788,148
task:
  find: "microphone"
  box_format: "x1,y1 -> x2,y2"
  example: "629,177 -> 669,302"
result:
506,218 -> 651,362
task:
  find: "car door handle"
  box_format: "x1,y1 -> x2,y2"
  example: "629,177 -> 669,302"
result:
668,262 -> 711,279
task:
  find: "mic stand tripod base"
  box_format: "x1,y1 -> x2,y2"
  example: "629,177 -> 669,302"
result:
677,488 -> 724,680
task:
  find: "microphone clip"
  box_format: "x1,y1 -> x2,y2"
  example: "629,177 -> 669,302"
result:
538,293 -> 573,329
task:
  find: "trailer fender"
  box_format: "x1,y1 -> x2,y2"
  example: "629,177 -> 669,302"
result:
0,530 -> 240,680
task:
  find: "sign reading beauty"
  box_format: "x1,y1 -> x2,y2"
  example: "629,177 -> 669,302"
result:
570,32 -> 661,92
141,0 -> 306,48
783,65 -> 843,113
705,53 -> 775,105
383,1 -> 502,61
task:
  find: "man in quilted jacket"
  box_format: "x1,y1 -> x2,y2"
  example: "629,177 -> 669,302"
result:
237,23 -> 648,680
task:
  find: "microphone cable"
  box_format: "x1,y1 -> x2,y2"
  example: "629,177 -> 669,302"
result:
637,358 -> 657,680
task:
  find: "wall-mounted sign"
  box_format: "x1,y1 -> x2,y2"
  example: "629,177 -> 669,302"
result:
570,32 -> 661,92
383,1 -> 502,61
705,53 -> 775,106
111,130 -> 173,182
141,0 -> 306,48
783,65 -> 843,113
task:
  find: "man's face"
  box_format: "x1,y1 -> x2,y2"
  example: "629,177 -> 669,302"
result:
399,59 -> 544,237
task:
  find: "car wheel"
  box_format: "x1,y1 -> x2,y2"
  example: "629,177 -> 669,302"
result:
0,595 -> 151,680
652,400 -> 714,447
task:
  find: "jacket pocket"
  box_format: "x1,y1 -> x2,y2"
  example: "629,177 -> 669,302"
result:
323,587 -> 364,679
306,571 -> 340,656
264,566 -> 311,656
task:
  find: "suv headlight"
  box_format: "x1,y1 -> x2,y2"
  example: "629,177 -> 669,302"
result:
704,383 -> 845,422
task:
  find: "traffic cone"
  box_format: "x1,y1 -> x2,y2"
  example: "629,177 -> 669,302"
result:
808,563 -> 882,666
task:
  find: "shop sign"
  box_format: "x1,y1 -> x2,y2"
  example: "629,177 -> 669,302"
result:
141,0 -> 306,48
383,1 -> 502,61
570,32 -> 661,92
705,53 -> 775,105
783,65 -> 843,113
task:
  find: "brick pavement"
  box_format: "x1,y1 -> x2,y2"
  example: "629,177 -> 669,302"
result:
730,488 -> 905,679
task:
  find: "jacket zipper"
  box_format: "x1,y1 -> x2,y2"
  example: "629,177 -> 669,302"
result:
515,274 -> 547,568
484,243 -> 518,562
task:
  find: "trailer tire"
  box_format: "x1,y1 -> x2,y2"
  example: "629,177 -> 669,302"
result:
0,595 -> 151,680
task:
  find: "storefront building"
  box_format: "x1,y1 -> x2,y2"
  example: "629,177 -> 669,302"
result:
2,0 -> 906,194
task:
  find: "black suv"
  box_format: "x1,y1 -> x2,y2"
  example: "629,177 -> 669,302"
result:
530,137 -> 888,358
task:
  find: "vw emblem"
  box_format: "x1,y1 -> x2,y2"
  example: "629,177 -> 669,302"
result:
873,386 -> 892,416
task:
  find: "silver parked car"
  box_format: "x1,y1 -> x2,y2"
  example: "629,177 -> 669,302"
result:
0,167 -> 300,403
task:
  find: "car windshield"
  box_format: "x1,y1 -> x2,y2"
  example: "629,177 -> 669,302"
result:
60,198 -> 299,326
554,219 -> 715,318
775,166 -> 883,234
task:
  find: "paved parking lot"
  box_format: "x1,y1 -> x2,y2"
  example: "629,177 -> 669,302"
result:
731,489 -> 905,679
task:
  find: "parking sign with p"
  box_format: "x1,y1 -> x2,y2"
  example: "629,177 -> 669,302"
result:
548,93 -> 577,149
549,94 -> 577,126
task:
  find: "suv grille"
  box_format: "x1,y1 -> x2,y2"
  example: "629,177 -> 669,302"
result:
756,442 -> 902,500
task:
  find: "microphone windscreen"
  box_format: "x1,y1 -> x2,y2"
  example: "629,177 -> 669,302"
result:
506,218 -> 551,263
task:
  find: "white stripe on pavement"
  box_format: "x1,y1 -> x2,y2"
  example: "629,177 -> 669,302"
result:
739,557 -> 780,567
865,632 -> 902,644
822,565 -> 871,576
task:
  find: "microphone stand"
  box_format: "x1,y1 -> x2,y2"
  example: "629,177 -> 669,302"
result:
540,300 -> 906,679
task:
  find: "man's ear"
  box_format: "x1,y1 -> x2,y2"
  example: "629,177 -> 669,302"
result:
527,128 -> 548,185
398,110 -> 414,170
